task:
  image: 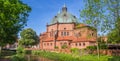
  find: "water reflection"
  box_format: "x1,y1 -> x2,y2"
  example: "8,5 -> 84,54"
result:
29,56 -> 54,61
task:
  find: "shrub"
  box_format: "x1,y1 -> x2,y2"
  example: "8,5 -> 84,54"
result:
16,45 -> 26,55
100,44 -> 107,49
87,46 -> 97,50
70,48 -> 79,54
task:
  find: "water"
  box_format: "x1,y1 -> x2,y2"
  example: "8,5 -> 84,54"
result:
28,55 -> 54,61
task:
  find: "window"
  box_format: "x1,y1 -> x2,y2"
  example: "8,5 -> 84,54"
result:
64,32 -> 66,36
67,32 -> 69,36
69,43 -> 71,45
64,42 -> 67,45
76,43 -> 77,46
83,43 -> 85,46
44,43 -> 46,46
51,43 -> 52,46
79,43 -> 81,46
61,32 -> 63,36
60,42 -> 62,45
64,28 -> 66,30
91,33 -> 94,36
47,43 -> 49,46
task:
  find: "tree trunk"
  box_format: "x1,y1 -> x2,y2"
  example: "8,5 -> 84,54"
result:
0,46 -> 2,56
97,39 -> 100,60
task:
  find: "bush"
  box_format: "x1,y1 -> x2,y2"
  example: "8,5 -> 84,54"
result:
100,44 -> 107,49
70,48 -> 80,55
16,45 -> 26,55
26,50 -> 31,54
87,46 -> 97,50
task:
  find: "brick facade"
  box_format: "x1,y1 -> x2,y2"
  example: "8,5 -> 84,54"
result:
40,6 -> 97,50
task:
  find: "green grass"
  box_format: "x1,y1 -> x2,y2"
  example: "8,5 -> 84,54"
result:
32,50 -> 119,61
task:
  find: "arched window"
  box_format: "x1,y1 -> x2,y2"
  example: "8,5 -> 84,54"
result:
64,32 -> 66,36
91,33 -> 94,36
47,43 -> 49,46
83,43 -> 85,46
51,43 -> 52,46
79,43 -> 81,46
67,32 -> 69,36
64,42 -> 67,45
44,43 -> 46,46
76,43 -> 77,46
61,32 -> 63,36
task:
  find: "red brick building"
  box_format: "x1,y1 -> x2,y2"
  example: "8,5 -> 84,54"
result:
40,6 -> 97,50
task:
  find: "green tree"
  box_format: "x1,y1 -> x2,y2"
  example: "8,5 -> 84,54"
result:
80,0 -> 109,59
0,0 -> 31,46
106,0 -> 120,43
19,28 -> 39,47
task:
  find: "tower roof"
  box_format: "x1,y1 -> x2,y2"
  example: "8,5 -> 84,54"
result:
49,5 -> 79,25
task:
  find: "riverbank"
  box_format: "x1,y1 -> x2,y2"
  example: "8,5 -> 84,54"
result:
32,50 -> 118,61
1,50 -> 120,61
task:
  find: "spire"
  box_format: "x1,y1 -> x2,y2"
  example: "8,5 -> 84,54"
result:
57,9 -> 60,14
62,4 -> 67,12
63,3 -> 66,7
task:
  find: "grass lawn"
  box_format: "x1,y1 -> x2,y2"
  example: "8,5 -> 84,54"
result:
32,50 -> 120,61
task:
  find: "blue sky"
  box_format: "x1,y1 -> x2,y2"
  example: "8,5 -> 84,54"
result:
22,0 -> 84,35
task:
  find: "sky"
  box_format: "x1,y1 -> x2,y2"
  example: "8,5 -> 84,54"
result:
22,0 -> 84,35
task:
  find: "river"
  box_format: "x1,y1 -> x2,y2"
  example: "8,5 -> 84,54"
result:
28,55 -> 54,61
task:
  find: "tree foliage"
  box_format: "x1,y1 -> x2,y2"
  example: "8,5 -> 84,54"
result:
80,0 -> 108,35
80,0 -> 109,59
106,0 -> 120,43
81,0 -> 120,42
19,28 -> 39,46
0,0 -> 31,46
